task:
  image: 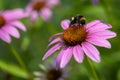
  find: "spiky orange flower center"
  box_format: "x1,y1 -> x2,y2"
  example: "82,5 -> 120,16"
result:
0,16 -> 5,28
63,25 -> 87,46
33,1 -> 46,11
46,69 -> 62,80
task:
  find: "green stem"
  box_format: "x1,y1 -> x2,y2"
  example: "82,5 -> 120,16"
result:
87,58 -> 99,80
6,44 -> 32,79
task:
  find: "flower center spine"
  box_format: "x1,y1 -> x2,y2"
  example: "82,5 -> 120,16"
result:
63,25 -> 87,46
32,1 -> 46,11
46,69 -> 62,80
0,16 -> 6,28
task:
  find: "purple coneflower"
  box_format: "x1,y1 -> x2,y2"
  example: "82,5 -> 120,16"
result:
25,0 -> 60,22
92,0 -> 99,5
42,15 -> 116,68
0,9 -> 27,43
33,60 -> 68,80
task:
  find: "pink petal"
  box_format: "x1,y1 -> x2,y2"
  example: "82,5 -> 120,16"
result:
10,21 -> 26,31
30,11 -> 38,22
46,0 -> 60,8
73,45 -> 84,63
42,43 -> 64,60
56,48 -> 65,69
85,20 -> 101,29
3,9 -> 27,22
49,32 -> 63,41
86,37 -> 111,48
86,23 -> 112,33
25,2 -> 33,14
61,19 -> 70,30
88,30 -> 116,39
48,37 -> 62,47
60,47 -> 73,68
40,8 -> 52,21
82,42 -> 100,62
2,25 -> 20,39
0,29 -> 11,43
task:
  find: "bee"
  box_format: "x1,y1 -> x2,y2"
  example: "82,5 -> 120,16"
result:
69,15 -> 86,26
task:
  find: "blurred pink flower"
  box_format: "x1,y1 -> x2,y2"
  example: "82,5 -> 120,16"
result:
0,9 -> 27,43
92,0 -> 99,5
25,0 -> 60,22
34,59 -> 68,80
42,18 -> 116,68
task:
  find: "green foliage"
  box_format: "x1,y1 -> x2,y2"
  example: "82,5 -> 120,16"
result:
0,0 -> 120,80
0,60 -> 28,78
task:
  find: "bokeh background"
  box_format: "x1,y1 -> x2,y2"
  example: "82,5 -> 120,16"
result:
0,0 -> 120,80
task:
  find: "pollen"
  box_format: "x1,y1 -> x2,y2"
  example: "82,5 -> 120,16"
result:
0,16 -> 6,28
32,1 -> 46,11
63,25 -> 87,46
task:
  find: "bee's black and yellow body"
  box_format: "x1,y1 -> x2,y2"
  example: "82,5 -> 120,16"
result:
69,15 -> 86,26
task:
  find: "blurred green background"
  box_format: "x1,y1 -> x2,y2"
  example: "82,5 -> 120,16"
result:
0,0 -> 120,80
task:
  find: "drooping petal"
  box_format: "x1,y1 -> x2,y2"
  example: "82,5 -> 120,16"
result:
33,71 -> 44,76
3,9 -> 27,22
51,57 -> 57,68
40,8 -> 52,21
34,78 -> 41,80
25,2 -> 33,14
2,25 -> 20,38
42,43 -> 64,60
48,37 -> 62,47
60,47 -> 73,68
61,19 -> 70,30
86,37 -> 111,48
30,11 -> 38,22
82,42 -> 100,62
10,21 -> 26,31
46,0 -> 60,8
56,48 -> 65,69
38,64 -> 46,71
49,32 -> 63,41
85,20 -> 101,29
86,23 -> 112,33
0,29 -> 11,43
73,45 -> 84,63
88,30 -> 116,39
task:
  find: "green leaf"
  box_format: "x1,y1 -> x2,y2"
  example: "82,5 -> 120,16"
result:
0,60 -> 28,79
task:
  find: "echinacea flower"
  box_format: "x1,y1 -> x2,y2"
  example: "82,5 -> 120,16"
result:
42,16 -> 116,68
0,9 -> 27,43
25,0 -> 60,22
33,60 -> 68,80
92,0 -> 99,5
